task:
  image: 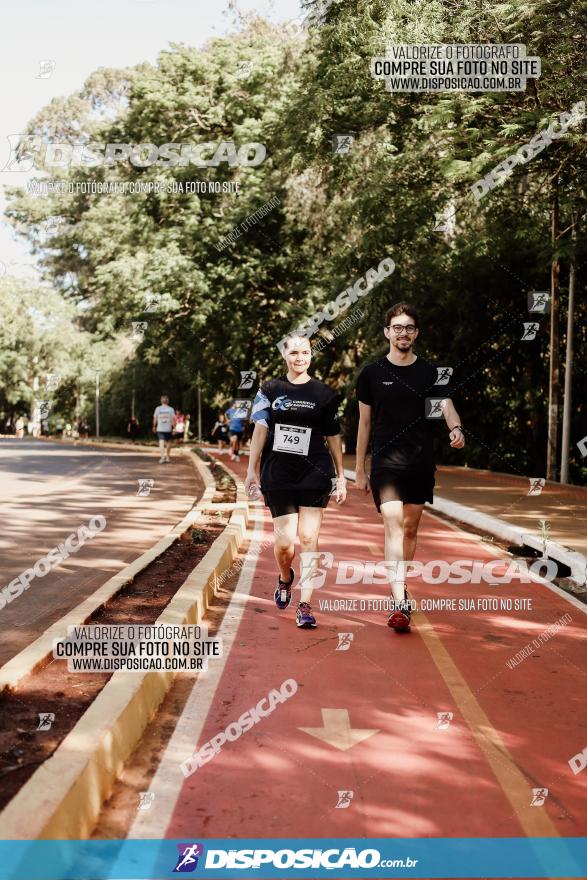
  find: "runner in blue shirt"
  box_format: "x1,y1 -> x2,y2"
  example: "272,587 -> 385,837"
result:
225,402 -> 245,461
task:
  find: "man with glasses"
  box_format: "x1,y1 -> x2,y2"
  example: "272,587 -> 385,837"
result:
355,303 -> 465,632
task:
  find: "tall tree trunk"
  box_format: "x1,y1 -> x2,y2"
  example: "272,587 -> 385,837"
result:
546,179 -> 560,480
560,212 -> 578,484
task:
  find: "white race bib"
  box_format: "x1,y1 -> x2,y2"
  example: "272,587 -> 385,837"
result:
273,423 -> 311,456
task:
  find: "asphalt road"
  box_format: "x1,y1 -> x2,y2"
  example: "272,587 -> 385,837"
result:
0,439 -> 202,666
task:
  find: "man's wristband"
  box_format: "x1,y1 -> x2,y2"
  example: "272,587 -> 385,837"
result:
450,424 -> 463,433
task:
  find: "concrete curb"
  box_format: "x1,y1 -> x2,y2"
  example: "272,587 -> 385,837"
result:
0,454 -> 248,839
343,468 -> 587,586
429,495 -> 587,586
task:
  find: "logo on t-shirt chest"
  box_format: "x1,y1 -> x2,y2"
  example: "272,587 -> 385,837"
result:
272,395 -> 316,412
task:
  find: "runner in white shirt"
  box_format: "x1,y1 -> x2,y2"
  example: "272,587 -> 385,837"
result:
152,395 -> 176,463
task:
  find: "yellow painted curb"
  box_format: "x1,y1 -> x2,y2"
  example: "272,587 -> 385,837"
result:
0,456 -> 249,840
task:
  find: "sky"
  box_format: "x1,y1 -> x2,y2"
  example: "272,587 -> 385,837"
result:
0,0 -> 302,280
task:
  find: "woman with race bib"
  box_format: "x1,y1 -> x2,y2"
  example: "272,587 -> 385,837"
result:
244,332 -> 346,628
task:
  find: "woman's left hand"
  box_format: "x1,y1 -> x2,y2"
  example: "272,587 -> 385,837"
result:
335,476 -> 347,504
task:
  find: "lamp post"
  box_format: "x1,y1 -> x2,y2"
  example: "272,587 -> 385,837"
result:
131,364 -> 136,421
560,213 -> 578,484
95,372 -> 100,439
197,371 -> 202,441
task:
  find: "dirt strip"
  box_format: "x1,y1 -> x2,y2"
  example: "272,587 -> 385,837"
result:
0,517 -> 227,812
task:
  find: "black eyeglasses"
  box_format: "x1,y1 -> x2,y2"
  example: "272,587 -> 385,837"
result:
388,324 -> 417,335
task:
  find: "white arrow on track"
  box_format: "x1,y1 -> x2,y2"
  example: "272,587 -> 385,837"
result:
299,709 -> 379,751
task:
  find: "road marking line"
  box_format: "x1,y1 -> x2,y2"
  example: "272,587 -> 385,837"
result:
416,609 -> 560,837
299,708 -> 379,751
127,507 -> 267,838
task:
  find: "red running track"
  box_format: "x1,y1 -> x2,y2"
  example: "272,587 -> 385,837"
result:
131,453 -> 586,848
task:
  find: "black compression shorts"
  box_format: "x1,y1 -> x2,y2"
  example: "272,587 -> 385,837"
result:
263,489 -> 332,518
369,468 -> 435,511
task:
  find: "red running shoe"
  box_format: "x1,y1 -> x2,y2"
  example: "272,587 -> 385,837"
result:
388,588 -> 412,633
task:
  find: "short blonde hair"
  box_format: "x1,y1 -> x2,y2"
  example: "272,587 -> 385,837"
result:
282,331 -> 312,353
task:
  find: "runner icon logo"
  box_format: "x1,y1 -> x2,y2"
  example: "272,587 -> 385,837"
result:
333,134 -> 353,154
39,216 -> 64,242
435,712 -> 453,730
235,61 -> 254,79
37,713 -> 55,731
433,206 -> 456,233
433,211 -> 448,232
37,60 -> 56,79
45,372 -> 61,391
336,790 -> 354,808
144,292 -> 162,313
425,398 -> 448,418
336,632 -> 354,651
435,367 -> 453,385
137,479 -> 155,497
238,370 -> 257,389
298,552 -> 335,589
232,399 -> 253,419
527,477 -> 546,496
522,322 -> 539,340
131,321 -> 148,341
528,291 -> 550,314
173,844 -> 204,873
531,788 -> 549,806
138,792 -> 155,811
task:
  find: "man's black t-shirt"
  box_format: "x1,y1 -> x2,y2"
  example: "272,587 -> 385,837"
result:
356,356 -> 452,472
251,376 -> 341,492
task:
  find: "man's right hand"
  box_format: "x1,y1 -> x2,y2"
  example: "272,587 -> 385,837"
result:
355,471 -> 370,493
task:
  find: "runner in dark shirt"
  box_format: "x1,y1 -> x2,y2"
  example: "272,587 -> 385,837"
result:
356,355 -> 443,475
211,413 -> 230,450
355,302 -> 465,633
245,332 -> 347,629
255,377 -> 341,493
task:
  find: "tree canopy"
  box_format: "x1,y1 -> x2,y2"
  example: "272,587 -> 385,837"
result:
3,0 -> 586,479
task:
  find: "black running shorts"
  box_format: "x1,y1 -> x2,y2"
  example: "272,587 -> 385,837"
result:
263,489 -> 332,519
369,468 -> 435,511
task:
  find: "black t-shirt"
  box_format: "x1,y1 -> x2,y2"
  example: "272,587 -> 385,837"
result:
356,356 -> 453,471
251,376 -> 341,492
212,421 -> 229,438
